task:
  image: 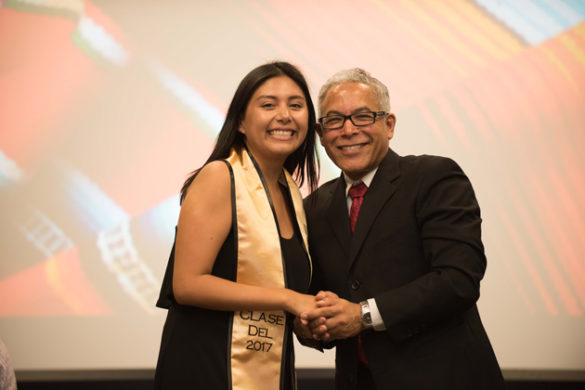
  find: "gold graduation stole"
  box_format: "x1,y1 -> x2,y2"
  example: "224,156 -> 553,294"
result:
226,147 -> 311,390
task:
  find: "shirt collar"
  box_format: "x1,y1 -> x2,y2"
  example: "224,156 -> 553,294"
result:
344,167 -> 378,196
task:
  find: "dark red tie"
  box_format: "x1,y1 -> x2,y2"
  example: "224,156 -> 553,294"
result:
348,182 -> 367,232
348,181 -> 369,365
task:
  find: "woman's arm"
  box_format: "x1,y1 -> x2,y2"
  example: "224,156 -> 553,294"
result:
172,160 -> 316,316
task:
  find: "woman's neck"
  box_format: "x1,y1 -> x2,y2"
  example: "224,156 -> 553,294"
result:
245,147 -> 286,186
261,164 -> 284,186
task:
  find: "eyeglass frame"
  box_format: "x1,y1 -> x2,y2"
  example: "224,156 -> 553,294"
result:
318,111 -> 389,131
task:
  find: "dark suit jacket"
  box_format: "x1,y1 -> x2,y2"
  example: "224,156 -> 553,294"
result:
304,148 -> 504,390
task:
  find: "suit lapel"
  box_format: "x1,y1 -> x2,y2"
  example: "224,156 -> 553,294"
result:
326,176 -> 352,258
348,149 -> 401,272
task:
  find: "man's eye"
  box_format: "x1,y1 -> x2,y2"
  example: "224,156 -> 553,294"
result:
324,117 -> 342,125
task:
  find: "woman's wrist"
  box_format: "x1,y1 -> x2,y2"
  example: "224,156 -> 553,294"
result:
281,289 -> 296,313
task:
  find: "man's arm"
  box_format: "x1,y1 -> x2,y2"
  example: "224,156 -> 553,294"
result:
303,157 -> 486,343
375,157 -> 485,343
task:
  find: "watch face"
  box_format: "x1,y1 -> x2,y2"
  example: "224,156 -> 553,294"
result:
364,313 -> 372,323
360,301 -> 372,327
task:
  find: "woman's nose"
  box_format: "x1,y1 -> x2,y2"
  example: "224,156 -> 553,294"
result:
275,104 -> 291,121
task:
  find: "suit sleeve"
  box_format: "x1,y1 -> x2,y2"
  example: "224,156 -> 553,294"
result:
375,157 -> 487,343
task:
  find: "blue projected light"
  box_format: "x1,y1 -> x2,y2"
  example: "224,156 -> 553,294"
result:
475,0 -> 585,44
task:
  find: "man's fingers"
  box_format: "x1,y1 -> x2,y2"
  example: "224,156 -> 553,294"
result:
316,291 -> 339,301
313,331 -> 331,341
312,324 -> 327,335
308,316 -> 326,330
316,298 -> 329,307
304,306 -> 335,320
323,313 -> 351,332
315,291 -> 328,300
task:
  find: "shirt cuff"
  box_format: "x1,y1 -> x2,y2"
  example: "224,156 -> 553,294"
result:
368,298 -> 386,331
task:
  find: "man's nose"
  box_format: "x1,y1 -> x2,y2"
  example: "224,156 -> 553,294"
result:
341,117 -> 359,136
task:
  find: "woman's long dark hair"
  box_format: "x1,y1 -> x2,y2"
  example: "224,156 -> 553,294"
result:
180,61 -> 319,203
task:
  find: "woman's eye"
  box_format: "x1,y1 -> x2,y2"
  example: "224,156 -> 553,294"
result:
261,103 -> 275,108
290,103 -> 303,109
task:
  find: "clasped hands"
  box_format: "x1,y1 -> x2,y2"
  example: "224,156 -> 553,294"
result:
294,291 -> 363,341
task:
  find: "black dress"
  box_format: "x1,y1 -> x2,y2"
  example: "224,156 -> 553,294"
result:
154,219 -> 310,389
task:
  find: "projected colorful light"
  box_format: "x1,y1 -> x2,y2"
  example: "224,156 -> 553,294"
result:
1,0 -> 584,372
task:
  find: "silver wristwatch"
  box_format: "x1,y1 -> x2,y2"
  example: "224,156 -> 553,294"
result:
360,300 -> 373,329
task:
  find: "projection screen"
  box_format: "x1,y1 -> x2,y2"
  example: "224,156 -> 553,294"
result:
1,0 -> 584,376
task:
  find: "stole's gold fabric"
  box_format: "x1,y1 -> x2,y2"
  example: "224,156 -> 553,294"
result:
227,147 -> 311,390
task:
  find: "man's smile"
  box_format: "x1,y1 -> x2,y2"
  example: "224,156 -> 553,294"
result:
338,142 -> 368,151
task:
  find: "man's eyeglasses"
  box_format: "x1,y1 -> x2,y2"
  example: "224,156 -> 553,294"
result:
318,111 -> 388,131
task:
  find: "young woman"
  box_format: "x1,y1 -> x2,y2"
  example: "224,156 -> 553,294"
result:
154,62 -> 319,390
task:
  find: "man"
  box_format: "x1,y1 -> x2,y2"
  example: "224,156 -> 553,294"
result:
299,68 -> 504,389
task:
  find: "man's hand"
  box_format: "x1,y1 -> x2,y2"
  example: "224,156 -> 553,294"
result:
301,291 -> 363,340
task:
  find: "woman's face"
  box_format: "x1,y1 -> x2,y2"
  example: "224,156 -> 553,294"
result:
239,76 -> 309,166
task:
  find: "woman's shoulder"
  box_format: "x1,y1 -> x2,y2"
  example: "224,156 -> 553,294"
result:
183,160 -> 232,206
200,159 -> 232,178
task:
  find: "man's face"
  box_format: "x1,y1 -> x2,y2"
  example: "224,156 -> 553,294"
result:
319,82 -> 395,180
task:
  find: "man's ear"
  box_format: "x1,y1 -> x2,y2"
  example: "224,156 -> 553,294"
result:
315,123 -> 323,137
386,113 -> 396,140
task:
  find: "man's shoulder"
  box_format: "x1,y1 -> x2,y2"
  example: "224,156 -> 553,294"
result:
399,153 -> 458,168
304,177 -> 340,212
398,153 -> 462,177
306,177 -> 339,199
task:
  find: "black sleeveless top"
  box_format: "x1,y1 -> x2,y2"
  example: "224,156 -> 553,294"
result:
154,192 -> 310,390
281,234 -> 310,295
280,231 -> 311,390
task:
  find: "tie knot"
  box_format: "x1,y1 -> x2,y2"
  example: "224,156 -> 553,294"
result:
348,181 -> 368,200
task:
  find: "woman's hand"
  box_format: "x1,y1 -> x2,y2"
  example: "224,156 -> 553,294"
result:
286,291 -> 320,317
292,316 -> 313,340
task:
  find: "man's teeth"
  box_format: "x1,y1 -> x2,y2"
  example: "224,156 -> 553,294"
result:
340,144 -> 363,150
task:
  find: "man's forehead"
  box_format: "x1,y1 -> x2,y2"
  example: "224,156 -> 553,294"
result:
330,81 -> 370,92
322,82 -> 377,112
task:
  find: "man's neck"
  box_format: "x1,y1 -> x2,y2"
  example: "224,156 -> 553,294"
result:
343,168 -> 378,188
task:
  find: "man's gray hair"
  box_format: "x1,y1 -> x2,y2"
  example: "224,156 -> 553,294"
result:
318,68 -> 390,116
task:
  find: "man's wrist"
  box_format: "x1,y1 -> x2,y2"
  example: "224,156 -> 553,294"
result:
368,298 -> 386,331
359,300 -> 373,329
